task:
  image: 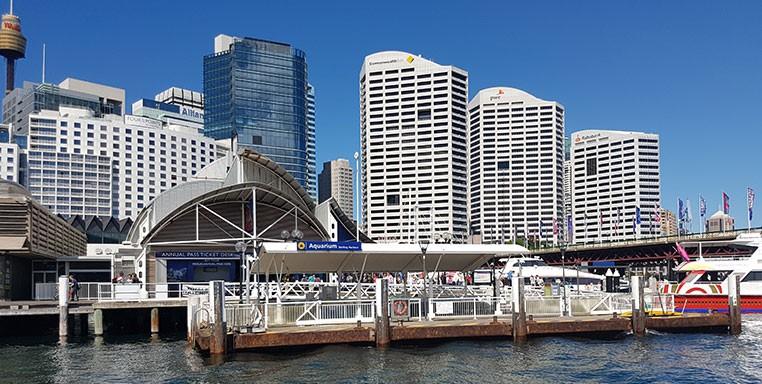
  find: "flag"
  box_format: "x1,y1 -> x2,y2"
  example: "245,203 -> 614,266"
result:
635,207 -> 641,225
699,196 -> 706,217
539,219 -> 544,240
553,217 -> 559,236
686,200 -> 693,223
654,206 -> 661,223
749,187 -> 756,221
678,199 -> 685,222
722,192 -> 730,214
567,215 -> 573,241
675,242 -> 690,262
632,216 -> 637,234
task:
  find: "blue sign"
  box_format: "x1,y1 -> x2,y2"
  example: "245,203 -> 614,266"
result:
155,251 -> 241,259
296,241 -> 362,252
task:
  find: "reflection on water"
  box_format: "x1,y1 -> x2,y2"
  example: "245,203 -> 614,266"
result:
1,317 -> 761,383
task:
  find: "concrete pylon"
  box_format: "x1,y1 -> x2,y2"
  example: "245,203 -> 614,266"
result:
58,276 -> 69,343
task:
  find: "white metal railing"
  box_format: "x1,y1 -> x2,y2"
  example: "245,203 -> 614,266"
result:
427,296 -> 511,320
525,295 -> 565,317
264,300 -> 376,327
226,303 -> 267,331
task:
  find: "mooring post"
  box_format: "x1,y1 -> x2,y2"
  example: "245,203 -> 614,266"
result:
187,295 -> 199,343
375,279 -> 390,347
150,307 -> 160,335
728,274 -> 742,335
58,276 -> 69,342
93,309 -> 104,336
631,275 -> 646,336
512,275 -> 527,342
209,280 -> 228,354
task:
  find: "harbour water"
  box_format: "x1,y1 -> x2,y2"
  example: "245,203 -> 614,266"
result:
1,317 -> 761,383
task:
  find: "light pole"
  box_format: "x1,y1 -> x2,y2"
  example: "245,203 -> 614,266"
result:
419,239 -> 430,317
235,241 -> 247,304
560,241 -> 568,316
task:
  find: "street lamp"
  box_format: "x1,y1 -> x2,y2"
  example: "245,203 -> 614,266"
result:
418,239 -> 431,313
559,241 -> 568,316
235,241 -> 247,304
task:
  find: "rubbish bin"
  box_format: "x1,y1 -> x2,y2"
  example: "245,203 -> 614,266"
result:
319,286 -> 338,300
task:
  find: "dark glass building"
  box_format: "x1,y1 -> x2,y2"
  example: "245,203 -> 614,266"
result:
204,35 -> 312,193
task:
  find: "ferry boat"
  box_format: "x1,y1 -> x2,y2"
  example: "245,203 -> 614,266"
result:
665,232 -> 762,313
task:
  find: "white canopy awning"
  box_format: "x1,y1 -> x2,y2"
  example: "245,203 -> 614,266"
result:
257,242 -> 529,273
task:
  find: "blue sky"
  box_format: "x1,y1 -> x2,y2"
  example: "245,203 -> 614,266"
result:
9,1 -> 762,227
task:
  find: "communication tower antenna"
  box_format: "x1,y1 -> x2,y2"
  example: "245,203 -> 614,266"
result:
41,43 -> 45,83
0,0 -> 26,93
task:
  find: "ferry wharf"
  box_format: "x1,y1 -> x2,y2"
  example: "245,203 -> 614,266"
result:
189,275 -> 742,355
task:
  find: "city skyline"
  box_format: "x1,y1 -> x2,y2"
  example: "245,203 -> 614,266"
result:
3,1 -> 760,225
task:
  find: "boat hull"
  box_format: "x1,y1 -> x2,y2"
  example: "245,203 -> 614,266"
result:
674,295 -> 762,314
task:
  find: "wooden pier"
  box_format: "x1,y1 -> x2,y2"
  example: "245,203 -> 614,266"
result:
193,312 -> 733,353
191,278 -> 741,354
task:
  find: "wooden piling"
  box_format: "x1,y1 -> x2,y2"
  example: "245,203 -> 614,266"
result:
728,274 -> 742,335
375,279 -> 390,347
150,308 -> 160,334
209,281 -> 228,355
58,276 -> 69,342
512,275 -> 527,342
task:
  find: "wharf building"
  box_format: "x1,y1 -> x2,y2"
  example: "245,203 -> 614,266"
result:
359,51 -> 469,243
318,158 -> 354,218
0,180 -> 86,300
467,87 -> 565,245
0,79 -> 219,219
124,147 -> 369,285
571,130 -> 661,244
204,35 -> 317,200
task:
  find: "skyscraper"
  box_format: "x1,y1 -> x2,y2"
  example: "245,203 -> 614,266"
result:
306,84 -> 317,200
571,130 -> 661,243
318,158 -> 353,217
204,35 -> 314,196
360,51 -> 468,243
468,87 -> 565,245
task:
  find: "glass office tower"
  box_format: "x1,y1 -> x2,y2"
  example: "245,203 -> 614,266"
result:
204,35 -> 312,192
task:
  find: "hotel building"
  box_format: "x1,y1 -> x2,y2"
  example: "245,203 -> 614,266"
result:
359,51 -> 468,243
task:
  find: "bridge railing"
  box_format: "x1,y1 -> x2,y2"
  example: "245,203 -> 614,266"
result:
427,296 -> 511,321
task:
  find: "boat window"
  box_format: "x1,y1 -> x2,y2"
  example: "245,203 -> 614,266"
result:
742,271 -> 762,282
696,270 -> 733,283
519,260 -> 547,267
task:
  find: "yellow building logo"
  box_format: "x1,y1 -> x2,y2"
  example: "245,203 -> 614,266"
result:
297,241 -> 306,250
406,55 -> 414,63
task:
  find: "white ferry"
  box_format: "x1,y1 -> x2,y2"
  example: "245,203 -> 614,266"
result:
665,232 -> 762,313
472,257 -> 605,291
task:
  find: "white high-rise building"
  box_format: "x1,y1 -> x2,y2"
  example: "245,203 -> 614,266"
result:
571,130 -> 661,244
318,158 -> 354,217
21,107 -> 219,218
468,87 -> 565,245
360,51 -> 469,243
